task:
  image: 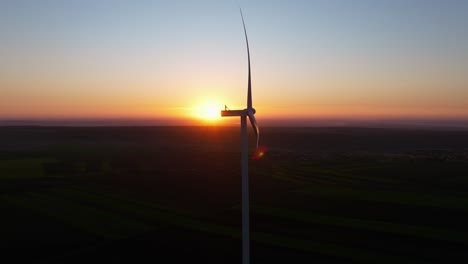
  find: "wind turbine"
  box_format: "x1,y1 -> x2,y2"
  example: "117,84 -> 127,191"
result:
221,9 -> 259,264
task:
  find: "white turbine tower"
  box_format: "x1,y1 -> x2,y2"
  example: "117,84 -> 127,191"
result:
221,9 -> 259,264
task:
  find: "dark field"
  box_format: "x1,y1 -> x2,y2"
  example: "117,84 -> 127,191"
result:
1,126 -> 468,263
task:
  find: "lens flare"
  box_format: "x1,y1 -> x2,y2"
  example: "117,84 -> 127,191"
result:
252,145 -> 268,160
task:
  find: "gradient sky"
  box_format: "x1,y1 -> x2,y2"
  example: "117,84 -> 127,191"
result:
1,0 -> 468,123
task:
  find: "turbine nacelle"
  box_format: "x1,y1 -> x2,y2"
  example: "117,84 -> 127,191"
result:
221,107 -> 259,149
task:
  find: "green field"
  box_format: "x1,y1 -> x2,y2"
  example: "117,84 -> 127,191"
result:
1,126 -> 467,263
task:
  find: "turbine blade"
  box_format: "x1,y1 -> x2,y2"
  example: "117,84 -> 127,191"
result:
240,9 -> 252,110
247,110 -> 259,149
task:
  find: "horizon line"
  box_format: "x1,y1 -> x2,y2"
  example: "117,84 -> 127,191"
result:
1,117 -> 468,129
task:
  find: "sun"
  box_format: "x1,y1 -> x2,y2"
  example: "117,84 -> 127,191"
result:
195,102 -> 222,121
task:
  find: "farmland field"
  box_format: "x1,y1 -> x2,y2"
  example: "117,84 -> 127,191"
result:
1,126 -> 468,263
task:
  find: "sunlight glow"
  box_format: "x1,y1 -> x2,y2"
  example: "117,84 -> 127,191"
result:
194,101 -> 222,121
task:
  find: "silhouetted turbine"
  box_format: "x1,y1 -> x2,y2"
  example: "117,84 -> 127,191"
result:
221,9 -> 259,264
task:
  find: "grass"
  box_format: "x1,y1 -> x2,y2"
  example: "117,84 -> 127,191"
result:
1,188 -> 425,264
2,126 -> 468,263
293,186 -> 468,210
1,192 -> 154,239
263,161 -> 468,210
0,158 -> 56,179
253,206 -> 468,244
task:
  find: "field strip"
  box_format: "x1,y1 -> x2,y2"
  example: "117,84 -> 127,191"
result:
50,186 -> 200,216
253,206 -> 468,244
250,231 -> 425,264
303,166 -> 403,184
274,164 -> 403,184
264,164 -> 403,186
0,158 -> 56,179
294,186 -> 468,210
1,192 -> 155,239
2,190 -> 422,263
